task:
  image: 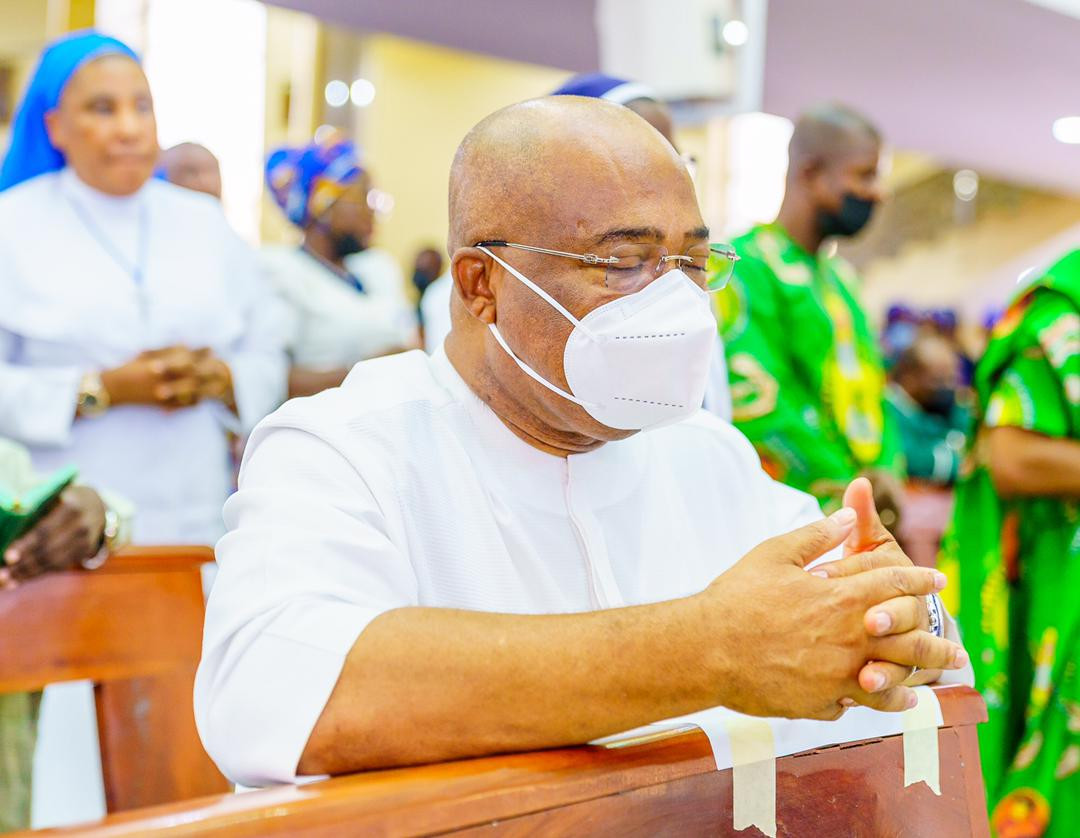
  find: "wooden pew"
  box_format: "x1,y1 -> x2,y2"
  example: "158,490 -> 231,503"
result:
24,685 -> 989,837
0,546 -> 230,813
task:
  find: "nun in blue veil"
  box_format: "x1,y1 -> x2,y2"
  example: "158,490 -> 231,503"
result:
0,31 -> 287,828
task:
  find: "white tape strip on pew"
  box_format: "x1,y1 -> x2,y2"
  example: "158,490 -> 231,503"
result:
596,685 -> 948,838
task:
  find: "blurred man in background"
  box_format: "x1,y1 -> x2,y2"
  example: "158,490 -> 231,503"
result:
715,103 -> 904,523
886,333 -> 968,486
159,141 -> 222,200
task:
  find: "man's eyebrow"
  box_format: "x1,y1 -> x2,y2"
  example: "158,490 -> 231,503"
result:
591,226 -> 665,245
589,225 -> 712,247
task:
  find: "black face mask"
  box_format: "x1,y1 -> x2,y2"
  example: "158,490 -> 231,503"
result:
330,231 -> 365,259
920,387 -> 956,418
412,270 -> 435,294
818,192 -> 876,239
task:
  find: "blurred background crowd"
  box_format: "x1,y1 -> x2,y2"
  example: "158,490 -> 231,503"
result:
0,0 -> 1077,835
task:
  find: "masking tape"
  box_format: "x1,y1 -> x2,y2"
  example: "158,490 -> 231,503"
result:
723,717 -> 777,838
902,685 -> 942,795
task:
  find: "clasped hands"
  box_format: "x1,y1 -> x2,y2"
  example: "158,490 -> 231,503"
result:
706,476 -> 967,721
101,345 -> 234,411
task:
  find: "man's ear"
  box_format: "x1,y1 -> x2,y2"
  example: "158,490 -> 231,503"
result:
451,247 -> 497,324
43,109 -> 65,154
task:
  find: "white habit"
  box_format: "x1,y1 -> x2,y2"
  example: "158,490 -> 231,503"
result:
0,168 -> 288,544
0,169 -> 287,828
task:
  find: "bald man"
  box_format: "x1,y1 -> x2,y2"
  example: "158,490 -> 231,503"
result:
194,97 -> 968,786
886,333 -> 968,485
716,104 -> 905,522
159,141 -> 222,200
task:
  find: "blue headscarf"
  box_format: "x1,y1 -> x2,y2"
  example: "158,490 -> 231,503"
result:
0,30 -> 139,192
265,134 -> 364,227
551,73 -> 658,106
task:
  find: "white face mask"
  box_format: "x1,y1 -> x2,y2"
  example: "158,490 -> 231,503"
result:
480,246 -> 718,431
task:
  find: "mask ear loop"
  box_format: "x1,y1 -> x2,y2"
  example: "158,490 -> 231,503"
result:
477,245 -> 600,409
477,246 -> 598,341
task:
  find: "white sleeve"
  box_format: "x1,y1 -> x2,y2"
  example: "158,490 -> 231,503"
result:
220,239 -> 290,434
0,327 -> 81,447
194,423 -> 419,787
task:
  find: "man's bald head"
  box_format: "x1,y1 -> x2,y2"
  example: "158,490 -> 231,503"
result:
444,96 -> 706,454
789,104 -> 880,172
448,96 -> 689,253
160,142 -> 222,199
779,103 -> 883,245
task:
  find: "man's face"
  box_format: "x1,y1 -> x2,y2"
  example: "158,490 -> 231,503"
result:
325,173 -> 376,251
810,135 -> 882,217
45,55 -> 158,196
164,147 -> 222,200
482,137 -> 705,442
899,340 -> 959,410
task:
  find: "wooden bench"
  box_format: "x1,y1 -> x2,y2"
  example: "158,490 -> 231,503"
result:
0,546 -> 230,813
23,685 -> 989,837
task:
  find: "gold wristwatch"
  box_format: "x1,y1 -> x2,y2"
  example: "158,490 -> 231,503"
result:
77,371 -> 111,417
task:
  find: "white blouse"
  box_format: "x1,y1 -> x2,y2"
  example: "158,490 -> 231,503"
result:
261,245 -> 417,369
0,168 -> 288,543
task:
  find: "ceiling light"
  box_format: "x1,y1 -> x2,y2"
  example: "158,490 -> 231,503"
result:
953,169 -> 979,201
324,80 -> 349,108
1052,116 -> 1080,143
350,79 -> 376,107
722,19 -> 749,47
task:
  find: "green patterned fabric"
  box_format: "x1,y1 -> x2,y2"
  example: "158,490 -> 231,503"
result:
0,440 -> 40,832
0,691 -> 41,833
939,250 -> 1080,837
715,223 -> 903,509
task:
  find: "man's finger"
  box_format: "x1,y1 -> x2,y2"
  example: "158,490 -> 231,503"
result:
857,660 -> 915,693
870,630 -> 968,672
864,595 -> 926,637
851,685 -> 918,713
851,565 -> 946,603
811,540 -> 911,579
758,506 -> 856,568
842,477 -> 893,556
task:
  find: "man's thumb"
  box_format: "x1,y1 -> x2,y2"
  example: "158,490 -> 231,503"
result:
842,477 -> 890,553
760,507 -> 857,568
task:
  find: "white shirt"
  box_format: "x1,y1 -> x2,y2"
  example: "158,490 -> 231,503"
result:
196,347 -> 836,786
0,168 -> 287,543
261,246 -> 415,368
420,271 -> 453,354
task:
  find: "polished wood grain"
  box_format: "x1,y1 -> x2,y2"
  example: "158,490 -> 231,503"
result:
24,685 -> 988,837
0,546 -> 230,811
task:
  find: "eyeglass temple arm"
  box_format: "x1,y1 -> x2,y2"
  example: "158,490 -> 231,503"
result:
474,240 -> 618,265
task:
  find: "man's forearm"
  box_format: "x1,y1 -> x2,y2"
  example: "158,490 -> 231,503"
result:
297,596 -> 719,776
988,426 -> 1080,498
